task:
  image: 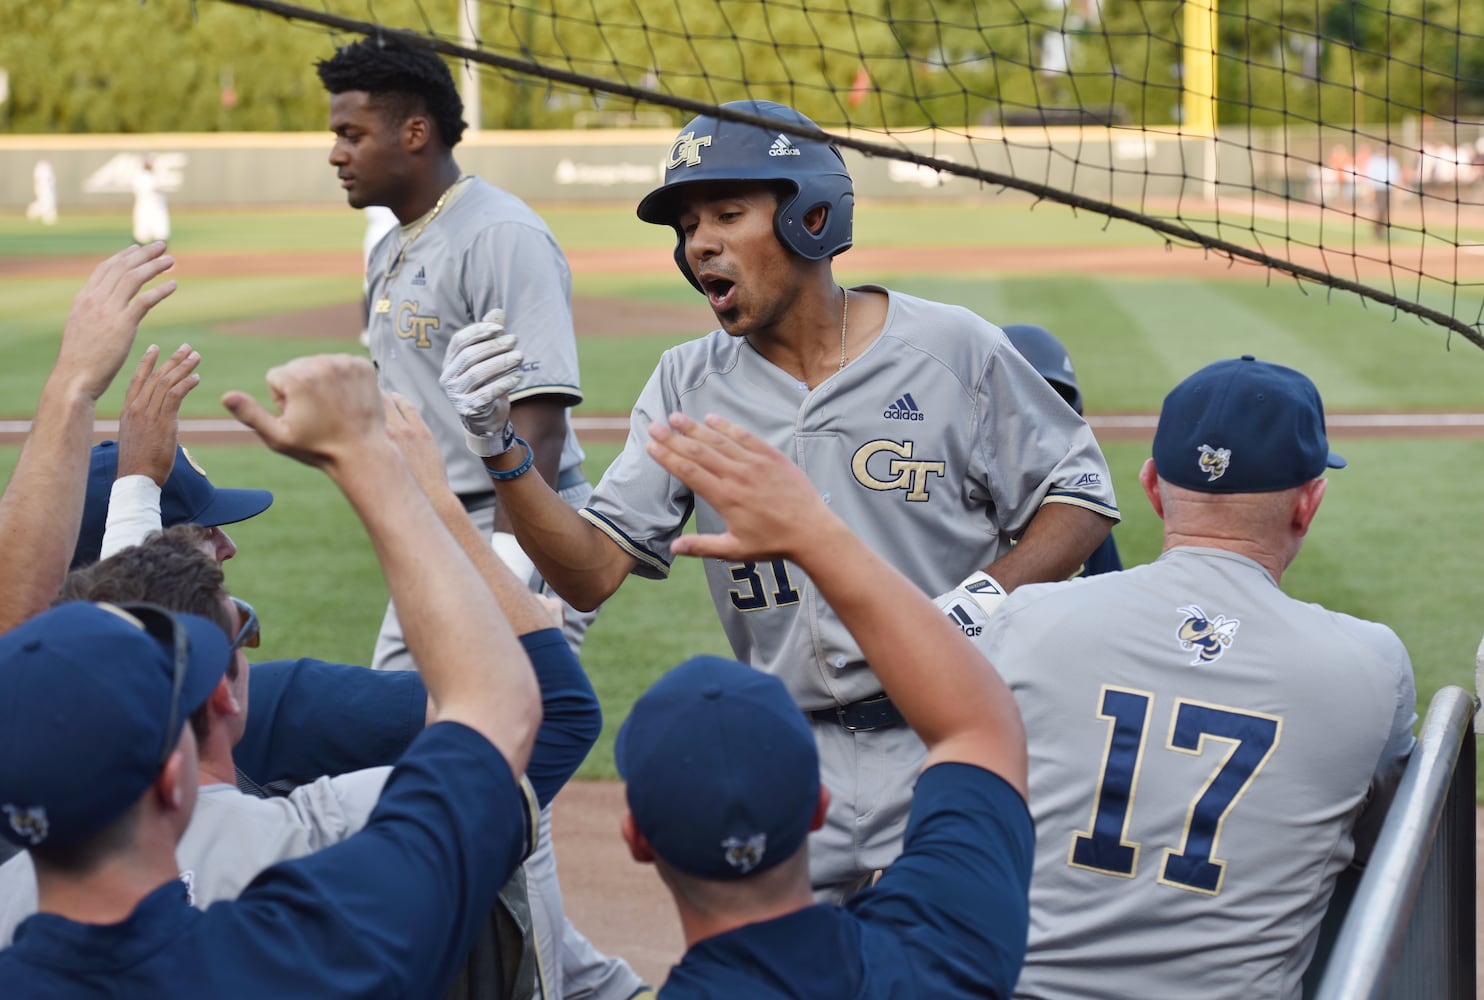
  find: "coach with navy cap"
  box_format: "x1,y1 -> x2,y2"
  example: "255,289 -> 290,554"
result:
73,440 -> 273,568
959,355 -> 1417,1000
619,411 -> 1033,998
0,602 -> 230,856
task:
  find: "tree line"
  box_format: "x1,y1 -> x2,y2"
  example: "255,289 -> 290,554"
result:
1,0 -> 1479,134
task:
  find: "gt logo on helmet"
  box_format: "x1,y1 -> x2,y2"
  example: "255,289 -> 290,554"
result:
667,132 -> 713,170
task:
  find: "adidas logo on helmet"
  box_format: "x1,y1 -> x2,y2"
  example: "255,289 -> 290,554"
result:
769,134 -> 801,157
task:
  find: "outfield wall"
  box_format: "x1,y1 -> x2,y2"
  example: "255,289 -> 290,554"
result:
1,128 -> 1231,211
6,125 -> 1478,213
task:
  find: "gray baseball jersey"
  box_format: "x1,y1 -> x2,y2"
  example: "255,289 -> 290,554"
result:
972,546 -> 1415,1000
367,176 -> 585,498
582,285 -> 1119,710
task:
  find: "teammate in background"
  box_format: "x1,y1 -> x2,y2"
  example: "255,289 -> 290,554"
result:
1001,323 -> 1122,576
316,36 -> 644,1000
0,353 -> 543,996
442,99 -> 1117,902
962,356 -> 1416,999
620,411 -> 1032,997
131,155 -> 171,245
1363,145 -> 1403,236
26,158 -> 58,225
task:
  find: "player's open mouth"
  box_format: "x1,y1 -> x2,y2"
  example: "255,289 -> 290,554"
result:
339,177 -> 354,189
700,277 -> 736,311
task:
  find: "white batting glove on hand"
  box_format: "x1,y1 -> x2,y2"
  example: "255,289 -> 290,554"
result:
933,571 -> 1007,641
440,308 -> 523,457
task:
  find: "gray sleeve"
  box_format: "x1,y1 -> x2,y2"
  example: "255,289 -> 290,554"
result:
975,337 -> 1119,537
580,354 -> 693,579
459,223 -> 581,405
1351,629 -> 1418,862
0,853 -> 38,947
282,767 -> 394,848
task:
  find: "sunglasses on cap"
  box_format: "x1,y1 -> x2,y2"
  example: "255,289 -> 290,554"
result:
111,601 -> 204,768
228,596 -> 260,653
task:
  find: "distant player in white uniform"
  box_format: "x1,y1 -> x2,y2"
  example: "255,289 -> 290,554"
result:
441,99 -> 1120,901
954,355 -> 1416,999
131,155 -> 170,244
27,158 -> 57,226
317,36 -> 645,1000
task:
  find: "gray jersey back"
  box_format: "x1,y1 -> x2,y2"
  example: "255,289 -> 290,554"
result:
981,547 -> 1415,1000
0,769 -> 390,944
582,286 -> 1118,709
367,177 -> 584,497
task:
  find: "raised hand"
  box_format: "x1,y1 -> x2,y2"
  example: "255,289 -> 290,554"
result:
54,243 -> 177,402
222,354 -> 386,469
645,412 -> 833,564
383,391 -> 450,498
117,343 -> 201,484
440,308 -> 523,457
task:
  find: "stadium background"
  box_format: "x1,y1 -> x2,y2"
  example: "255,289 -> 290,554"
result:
2,0 -> 1483,988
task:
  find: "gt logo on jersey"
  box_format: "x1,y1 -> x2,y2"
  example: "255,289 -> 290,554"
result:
667,131 -> 713,169
1198,444 -> 1231,482
3,803 -> 48,846
851,439 -> 945,502
396,301 -> 440,349
1175,604 -> 1240,665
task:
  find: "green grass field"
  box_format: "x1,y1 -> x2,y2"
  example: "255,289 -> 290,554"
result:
1,203 -> 1480,785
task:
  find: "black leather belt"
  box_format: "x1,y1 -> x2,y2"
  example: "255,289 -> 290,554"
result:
808,693 -> 905,732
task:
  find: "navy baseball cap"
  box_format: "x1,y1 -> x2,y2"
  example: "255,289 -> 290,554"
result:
1153,355 -> 1346,493
73,441 -> 274,568
616,655 -> 820,881
0,601 -> 231,849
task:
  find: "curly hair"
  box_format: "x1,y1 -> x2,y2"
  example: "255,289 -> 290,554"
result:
316,34 -> 467,148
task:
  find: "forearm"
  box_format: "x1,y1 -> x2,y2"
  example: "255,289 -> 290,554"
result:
795,514 -> 1025,782
329,441 -> 539,768
987,504 -> 1115,590
0,379 -> 96,629
493,397 -> 569,535
483,452 -> 631,610
521,628 -> 602,807
425,483 -> 559,637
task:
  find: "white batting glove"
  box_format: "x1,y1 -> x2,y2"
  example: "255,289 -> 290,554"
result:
440,308 -> 523,457
933,571 -> 1007,641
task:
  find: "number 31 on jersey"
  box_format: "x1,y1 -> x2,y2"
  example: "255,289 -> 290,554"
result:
1070,685 -> 1282,896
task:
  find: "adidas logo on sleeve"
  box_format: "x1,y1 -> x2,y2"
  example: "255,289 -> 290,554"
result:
769,134 -> 802,156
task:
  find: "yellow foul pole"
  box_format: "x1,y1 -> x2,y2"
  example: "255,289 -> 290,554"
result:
1183,0 -> 1218,136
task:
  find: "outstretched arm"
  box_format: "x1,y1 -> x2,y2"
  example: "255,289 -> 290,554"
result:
0,244 -> 176,630
648,412 -> 1026,795
224,356 -> 540,774
440,313 -> 636,610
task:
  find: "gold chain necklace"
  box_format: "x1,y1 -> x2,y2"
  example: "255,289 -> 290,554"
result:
838,285 -> 849,371
373,176 -> 469,313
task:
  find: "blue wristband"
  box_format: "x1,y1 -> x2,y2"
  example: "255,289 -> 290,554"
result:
486,437 -> 535,481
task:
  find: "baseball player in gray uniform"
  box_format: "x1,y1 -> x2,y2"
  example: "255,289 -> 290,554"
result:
317,37 -> 645,1000
952,355 -> 1416,999
440,99 -> 1120,900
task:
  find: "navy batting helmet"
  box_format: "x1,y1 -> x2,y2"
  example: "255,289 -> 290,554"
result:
636,100 -> 854,292
1002,324 -> 1083,415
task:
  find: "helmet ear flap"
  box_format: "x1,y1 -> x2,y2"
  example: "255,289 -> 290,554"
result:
673,229 -> 703,293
